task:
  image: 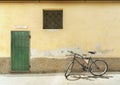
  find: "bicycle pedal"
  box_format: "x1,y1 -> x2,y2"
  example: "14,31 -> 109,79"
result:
83,67 -> 87,71
83,68 -> 86,71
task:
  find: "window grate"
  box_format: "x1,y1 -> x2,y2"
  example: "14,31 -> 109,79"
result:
43,10 -> 63,29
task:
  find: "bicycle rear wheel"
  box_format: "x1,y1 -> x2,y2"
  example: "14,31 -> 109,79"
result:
89,60 -> 108,76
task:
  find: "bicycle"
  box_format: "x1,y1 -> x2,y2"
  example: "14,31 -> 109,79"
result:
65,51 -> 108,79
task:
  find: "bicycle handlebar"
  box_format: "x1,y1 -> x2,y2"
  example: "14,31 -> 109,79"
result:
67,51 -> 81,57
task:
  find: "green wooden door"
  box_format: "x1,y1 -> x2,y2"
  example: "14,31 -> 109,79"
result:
11,31 -> 30,72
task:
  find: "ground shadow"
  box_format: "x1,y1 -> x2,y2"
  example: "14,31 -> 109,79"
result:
66,73 -> 113,81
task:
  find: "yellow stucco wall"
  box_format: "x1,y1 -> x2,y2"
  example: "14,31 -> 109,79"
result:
0,2 -> 120,57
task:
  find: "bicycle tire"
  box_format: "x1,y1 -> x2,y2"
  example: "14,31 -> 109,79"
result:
89,60 -> 108,76
65,61 -> 74,78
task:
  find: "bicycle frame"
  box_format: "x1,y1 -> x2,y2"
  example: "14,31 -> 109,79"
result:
70,54 -> 95,71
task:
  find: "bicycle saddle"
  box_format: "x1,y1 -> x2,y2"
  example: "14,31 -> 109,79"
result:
88,51 -> 96,54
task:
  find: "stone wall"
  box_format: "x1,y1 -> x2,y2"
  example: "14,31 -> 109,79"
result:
0,58 -> 10,73
0,57 -> 120,73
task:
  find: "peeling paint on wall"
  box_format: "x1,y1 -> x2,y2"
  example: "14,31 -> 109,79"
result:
30,45 -> 114,58
30,47 -> 84,58
95,44 -> 114,54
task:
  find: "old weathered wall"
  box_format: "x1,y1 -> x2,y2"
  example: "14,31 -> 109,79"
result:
0,2 -> 120,58
0,2 -> 120,72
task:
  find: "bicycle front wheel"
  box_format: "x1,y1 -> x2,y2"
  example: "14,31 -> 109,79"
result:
65,61 -> 74,78
89,60 -> 108,76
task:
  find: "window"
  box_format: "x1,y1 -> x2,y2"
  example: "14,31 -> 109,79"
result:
43,10 -> 63,29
